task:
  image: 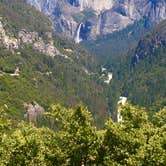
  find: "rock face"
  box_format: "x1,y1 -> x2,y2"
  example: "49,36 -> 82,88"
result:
18,30 -> 38,44
0,19 -> 60,56
18,29 -> 60,56
0,20 -> 19,49
26,0 -> 166,41
24,102 -> 44,123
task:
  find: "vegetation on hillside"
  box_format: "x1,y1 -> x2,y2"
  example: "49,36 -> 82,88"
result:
0,1 -> 165,164
83,19 -> 149,65
0,0 -> 166,127
0,103 -> 166,165
83,18 -> 166,115
121,20 -> 166,113
107,44 -> 166,116
0,46 -> 109,124
0,0 -> 110,126
0,0 -> 52,35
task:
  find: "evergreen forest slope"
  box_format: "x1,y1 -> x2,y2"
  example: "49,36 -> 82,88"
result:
0,0 -> 109,125
109,19 -> 166,114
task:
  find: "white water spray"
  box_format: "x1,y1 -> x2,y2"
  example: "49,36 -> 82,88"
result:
117,97 -> 127,122
75,23 -> 83,43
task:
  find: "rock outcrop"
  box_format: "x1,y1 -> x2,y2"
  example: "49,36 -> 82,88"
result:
33,39 -> 60,57
24,102 -> 44,123
10,67 -> 20,77
18,29 -> 60,57
0,19 -> 60,57
0,20 -> 19,50
26,0 -> 166,41
18,30 -> 38,44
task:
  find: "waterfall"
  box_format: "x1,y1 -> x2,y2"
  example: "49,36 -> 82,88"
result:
96,13 -> 102,35
117,97 -> 127,122
75,23 -> 83,43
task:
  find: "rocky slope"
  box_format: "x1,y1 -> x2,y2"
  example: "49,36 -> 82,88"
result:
0,19 -> 59,56
26,0 -> 166,41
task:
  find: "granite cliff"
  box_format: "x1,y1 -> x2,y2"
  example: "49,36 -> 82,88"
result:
26,0 -> 166,41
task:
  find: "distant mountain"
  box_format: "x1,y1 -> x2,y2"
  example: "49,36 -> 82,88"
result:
26,0 -> 166,41
0,0 -> 110,126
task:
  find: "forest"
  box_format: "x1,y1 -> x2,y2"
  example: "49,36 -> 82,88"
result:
0,1 -> 166,165
0,103 -> 166,165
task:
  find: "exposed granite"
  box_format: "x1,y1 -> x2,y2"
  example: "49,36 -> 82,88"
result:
24,102 -> 44,123
0,19 -> 60,57
0,20 -> 19,50
26,0 -> 166,41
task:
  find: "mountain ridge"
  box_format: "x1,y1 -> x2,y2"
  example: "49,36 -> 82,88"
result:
25,0 -> 166,41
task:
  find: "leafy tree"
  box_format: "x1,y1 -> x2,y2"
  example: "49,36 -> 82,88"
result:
152,107 -> 166,127
0,103 -> 166,165
46,104 -> 101,165
100,103 -> 152,165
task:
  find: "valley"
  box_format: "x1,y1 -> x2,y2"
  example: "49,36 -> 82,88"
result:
0,0 -> 166,165
0,0 -> 165,125
0,0 -> 111,126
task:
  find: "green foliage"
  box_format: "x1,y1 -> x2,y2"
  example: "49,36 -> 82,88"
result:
0,0 -> 52,35
0,103 -> 166,165
0,107 -> 11,133
0,0 -> 110,126
122,47 -> 166,113
83,18 -> 166,116
0,5 -> 166,165
0,45 -> 109,126
46,104 -> 100,165
1,123 -> 47,165
97,103 -> 166,165
83,19 -> 148,65
152,107 -> 166,127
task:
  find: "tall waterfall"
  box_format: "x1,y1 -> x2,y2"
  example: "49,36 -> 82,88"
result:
117,97 -> 127,122
75,23 -> 83,43
96,13 -> 102,35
